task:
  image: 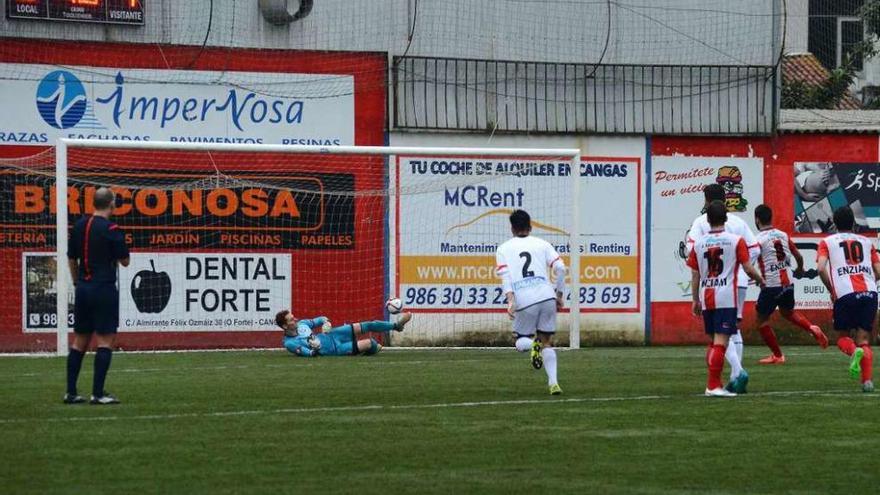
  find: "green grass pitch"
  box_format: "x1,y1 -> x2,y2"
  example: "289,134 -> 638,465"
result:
1,346 -> 878,494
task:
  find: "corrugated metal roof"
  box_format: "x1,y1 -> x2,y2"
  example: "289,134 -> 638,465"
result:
779,109 -> 880,133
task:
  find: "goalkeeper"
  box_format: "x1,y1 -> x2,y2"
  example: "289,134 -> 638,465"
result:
275,310 -> 412,357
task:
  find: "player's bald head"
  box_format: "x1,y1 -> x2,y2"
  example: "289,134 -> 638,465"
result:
93,187 -> 115,211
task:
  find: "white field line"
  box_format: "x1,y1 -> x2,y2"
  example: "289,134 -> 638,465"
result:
0,347 -> 835,359
0,346 -> 526,358
0,389 -> 873,425
0,348 -> 281,358
0,395 -> 668,424
1,359 -> 494,378
0,348 -> 837,377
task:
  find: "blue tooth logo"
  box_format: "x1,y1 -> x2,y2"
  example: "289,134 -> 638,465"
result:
36,70 -> 87,129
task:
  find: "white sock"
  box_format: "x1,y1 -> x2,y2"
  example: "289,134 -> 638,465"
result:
732,331 -> 744,363
541,347 -> 558,386
515,337 -> 533,353
726,334 -> 743,381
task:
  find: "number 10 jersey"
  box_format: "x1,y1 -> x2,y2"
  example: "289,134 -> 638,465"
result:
818,232 -> 879,299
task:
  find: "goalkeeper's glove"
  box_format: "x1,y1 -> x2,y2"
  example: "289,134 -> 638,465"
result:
307,335 -> 322,351
322,320 -> 332,332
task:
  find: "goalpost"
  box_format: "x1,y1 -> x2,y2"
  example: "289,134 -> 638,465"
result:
52,139 -> 582,356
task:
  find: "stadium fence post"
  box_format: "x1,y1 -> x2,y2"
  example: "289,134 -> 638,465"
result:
569,152 -> 581,349
55,139 -> 69,357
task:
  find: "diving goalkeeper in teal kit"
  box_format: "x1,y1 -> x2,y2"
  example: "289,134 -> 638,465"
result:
275,310 -> 413,357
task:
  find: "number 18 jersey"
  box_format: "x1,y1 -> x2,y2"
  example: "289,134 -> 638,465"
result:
756,228 -> 795,288
686,230 -> 750,310
818,232 -> 879,298
495,235 -> 563,310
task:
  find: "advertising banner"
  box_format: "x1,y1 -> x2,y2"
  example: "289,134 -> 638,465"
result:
0,63 -> 354,146
650,156 -> 764,302
395,157 -> 641,312
0,169 -> 356,250
790,237 -> 833,310
21,252 -> 74,331
794,162 -> 880,233
22,252 -> 292,332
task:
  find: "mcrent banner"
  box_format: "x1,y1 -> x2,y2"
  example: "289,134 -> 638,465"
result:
395,157 -> 641,312
0,63 -> 354,146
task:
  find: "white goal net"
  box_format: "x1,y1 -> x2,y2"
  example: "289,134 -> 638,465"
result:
0,140 -> 584,353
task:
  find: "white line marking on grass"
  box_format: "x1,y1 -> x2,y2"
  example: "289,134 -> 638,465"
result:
1,390 -> 874,425
768,351 -> 828,357
384,347 -> 523,351
0,352 -> 56,358
0,359 -> 494,379
0,347 -> 834,359
0,346 -> 562,358
0,348 -> 281,358
0,395 -> 667,424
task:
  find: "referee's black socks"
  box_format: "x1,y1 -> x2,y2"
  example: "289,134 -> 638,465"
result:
92,347 -> 113,397
66,348 -> 85,396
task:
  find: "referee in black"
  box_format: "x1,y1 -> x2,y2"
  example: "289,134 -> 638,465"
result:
64,187 -> 130,405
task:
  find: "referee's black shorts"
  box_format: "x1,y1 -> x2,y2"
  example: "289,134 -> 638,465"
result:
74,282 -> 120,335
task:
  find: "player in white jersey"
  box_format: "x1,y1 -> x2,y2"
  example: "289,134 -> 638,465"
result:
753,205 -> 828,364
686,184 -> 759,393
496,209 -> 566,395
816,206 -> 880,393
687,201 -> 765,397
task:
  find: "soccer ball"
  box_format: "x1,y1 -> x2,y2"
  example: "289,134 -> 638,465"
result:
385,297 -> 403,314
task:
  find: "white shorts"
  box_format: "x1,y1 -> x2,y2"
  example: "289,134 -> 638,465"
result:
512,299 -> 557,336
737,286 -> 747,320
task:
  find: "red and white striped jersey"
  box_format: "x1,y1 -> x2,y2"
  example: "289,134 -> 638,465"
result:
817,233 -> 879,298
687,213 -> 759,288
687,230 -> 750,310
756,228 -> 796,288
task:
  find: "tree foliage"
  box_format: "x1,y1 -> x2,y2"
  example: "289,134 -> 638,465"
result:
782,0 -> 880,109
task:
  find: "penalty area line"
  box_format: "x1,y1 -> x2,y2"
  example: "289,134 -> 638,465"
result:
0,358 -> 494,379
1,389 -> 873,425
0,395 -> 667,425
0,347 -> 527,358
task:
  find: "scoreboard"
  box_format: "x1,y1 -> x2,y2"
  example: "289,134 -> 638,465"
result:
6,0 -> 144,25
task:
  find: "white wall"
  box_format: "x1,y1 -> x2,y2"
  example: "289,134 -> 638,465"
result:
2,1 -> 780,135
2,1 -> 779,66
784,0 -> 809,55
